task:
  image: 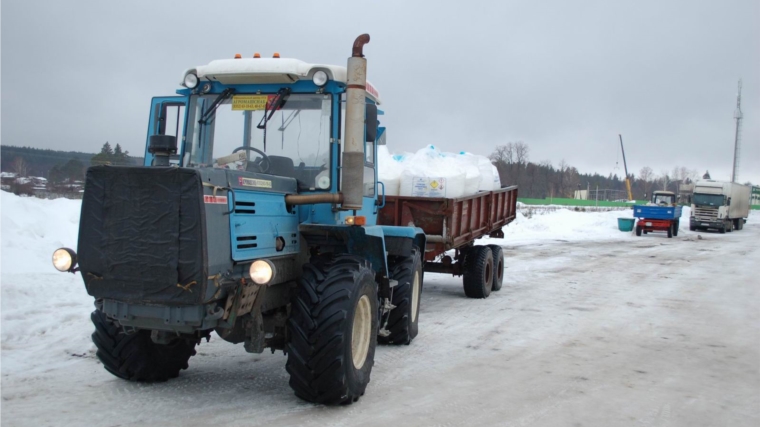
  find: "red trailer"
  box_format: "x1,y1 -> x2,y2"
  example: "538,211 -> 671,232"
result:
378,186 -> 518,298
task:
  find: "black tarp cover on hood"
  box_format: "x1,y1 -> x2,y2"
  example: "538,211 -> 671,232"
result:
77,166 -> 207,305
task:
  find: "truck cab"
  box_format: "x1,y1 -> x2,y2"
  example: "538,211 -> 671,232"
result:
51,35 -> 426,405
689,180 -> 750,233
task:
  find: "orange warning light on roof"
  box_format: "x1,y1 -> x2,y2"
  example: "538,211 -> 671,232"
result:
273,52 -> 280,58
234,53 -> 242,59
253,53 -> 261,58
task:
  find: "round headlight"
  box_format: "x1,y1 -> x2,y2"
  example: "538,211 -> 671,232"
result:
312,70 -> 328,87
249,259 -> 274,285
52,248 -> 77,272
184,73 -> 199,89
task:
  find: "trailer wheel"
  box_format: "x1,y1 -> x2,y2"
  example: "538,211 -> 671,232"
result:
90,310 -> 197,382
487,245 -> 505,291
635,225 -> 642,236
673,221 -> 679,237
286,254 -> 378,405
667,225 -> 673,238
463,246 -> 494,299
379,247 -> 422,345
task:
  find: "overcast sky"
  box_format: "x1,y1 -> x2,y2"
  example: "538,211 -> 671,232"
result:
2,0 -> 758,184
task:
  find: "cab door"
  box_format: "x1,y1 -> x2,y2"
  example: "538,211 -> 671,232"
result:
144,96 -> 188,166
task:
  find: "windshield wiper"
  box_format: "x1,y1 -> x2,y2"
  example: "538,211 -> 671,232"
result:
199,88 -> 235,125
257,88 -> 291,151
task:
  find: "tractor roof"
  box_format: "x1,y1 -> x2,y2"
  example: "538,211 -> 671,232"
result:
182,57 -> 381,104
653,191 -> 675,195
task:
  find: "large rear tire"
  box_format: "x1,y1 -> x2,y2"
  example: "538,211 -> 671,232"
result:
379,247 -> 422,345
91,310 -> 197,382
487,245 -> 504,291
286,254 -> 378,405
463,246 -> 494,299
635,225 -> 642,236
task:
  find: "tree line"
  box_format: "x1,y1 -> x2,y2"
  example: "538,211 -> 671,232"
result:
489,142 -> 715,200
1,143 -> 141,184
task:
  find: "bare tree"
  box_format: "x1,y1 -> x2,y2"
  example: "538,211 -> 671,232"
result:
514,141 -> 529,165
659,170 -> 671,191
489,143 -> 514,165
639,166 -> 654,197
12,157 -> 29,177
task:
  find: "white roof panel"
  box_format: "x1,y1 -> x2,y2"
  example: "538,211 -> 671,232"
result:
184,57 -> 380,104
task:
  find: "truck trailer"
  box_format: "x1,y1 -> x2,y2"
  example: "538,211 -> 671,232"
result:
689,180 -> 750,233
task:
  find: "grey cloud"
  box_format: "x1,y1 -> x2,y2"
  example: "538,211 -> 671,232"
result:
2,0 -> 758,183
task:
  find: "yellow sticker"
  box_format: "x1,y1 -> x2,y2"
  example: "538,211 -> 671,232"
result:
232,95 -> 270,111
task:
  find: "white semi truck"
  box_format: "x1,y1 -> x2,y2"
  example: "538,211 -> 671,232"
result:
689,180 -> 750,233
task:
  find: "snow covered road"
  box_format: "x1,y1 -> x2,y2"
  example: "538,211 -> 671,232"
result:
2,194 -> 758,426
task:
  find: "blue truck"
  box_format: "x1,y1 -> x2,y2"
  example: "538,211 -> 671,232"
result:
50,35 -> 513,405
633,191 -> 682,238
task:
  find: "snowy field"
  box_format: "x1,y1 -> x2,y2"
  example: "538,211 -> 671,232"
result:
1,192 -> 758,426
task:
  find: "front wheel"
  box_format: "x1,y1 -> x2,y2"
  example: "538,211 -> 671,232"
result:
91,310 -> 197,382
379,247 -> 423,345
636,225 -> 642,236
286,255 -> 378,405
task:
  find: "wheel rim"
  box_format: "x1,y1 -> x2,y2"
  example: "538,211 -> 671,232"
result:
351,295 -> 372,370
411,270 -> 420,323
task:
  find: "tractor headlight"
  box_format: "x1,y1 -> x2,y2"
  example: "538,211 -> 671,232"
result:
52,248 -> 77,272
249,259 -> 275,285
312,70 -> 328,87
183,73 -> 199,89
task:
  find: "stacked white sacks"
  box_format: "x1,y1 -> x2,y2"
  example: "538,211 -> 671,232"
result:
377,145 -> 501,198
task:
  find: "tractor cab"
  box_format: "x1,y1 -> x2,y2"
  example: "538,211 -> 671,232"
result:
651,191 -> 676,206
146,53 -> 384,224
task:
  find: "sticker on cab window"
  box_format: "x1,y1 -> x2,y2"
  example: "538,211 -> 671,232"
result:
232,95 -> 281,111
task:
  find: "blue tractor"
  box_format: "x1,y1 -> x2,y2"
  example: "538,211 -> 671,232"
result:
52,34 -> 426,404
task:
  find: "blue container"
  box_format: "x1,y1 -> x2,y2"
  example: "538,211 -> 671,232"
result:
618,217 -> 635,232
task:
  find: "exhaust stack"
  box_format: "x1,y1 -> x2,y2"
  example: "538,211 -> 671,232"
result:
340,34 -> 370,210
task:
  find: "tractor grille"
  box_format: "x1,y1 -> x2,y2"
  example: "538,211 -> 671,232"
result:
77,166 -> 207,305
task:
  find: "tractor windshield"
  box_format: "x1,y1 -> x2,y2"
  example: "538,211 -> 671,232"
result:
653,194 -> 674,205
186,93 -> 333,190
693,193 -> 724,207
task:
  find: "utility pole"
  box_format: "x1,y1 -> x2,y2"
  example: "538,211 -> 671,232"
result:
732,79 -> 743,183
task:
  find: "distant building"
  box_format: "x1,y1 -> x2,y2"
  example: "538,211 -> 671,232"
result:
752,186 -> 760,207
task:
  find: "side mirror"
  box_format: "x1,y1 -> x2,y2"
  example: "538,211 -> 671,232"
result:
365,104 -> 378,142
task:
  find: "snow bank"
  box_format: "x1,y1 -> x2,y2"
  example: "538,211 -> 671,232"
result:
1,192 -> 94,376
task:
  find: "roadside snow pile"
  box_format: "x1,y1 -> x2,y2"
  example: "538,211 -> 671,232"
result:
485,207 -> 638,246
378,145 -> 500,197
1,192 -> 94,376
